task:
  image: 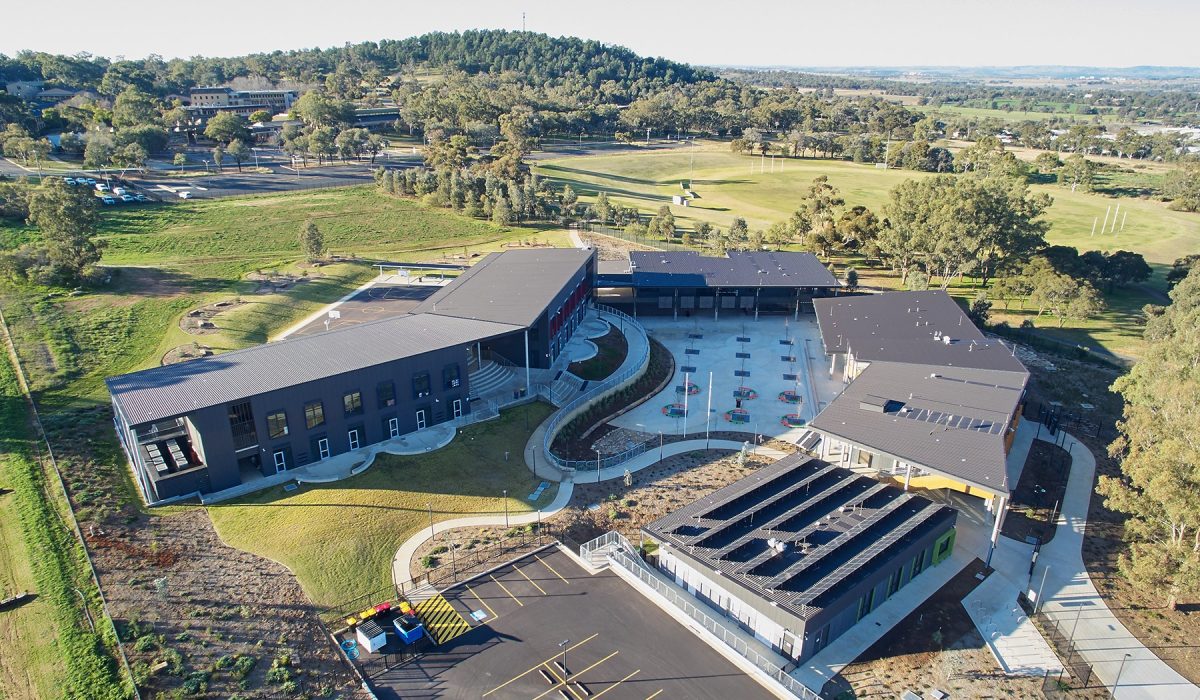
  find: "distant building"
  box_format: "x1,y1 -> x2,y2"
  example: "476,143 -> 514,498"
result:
186,87 -> 298,119
644,454 -> 957,664
4,80 -> 44,100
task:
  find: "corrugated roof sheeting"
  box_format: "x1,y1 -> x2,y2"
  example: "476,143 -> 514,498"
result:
628,250 -> 839,288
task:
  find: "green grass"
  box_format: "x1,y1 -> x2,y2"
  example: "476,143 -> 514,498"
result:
537,146 -> 1200,357
207,403 -> 557,608
0,338 -> 126,699
914,103 -> 1120,123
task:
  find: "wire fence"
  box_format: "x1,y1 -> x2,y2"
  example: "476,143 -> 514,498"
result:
602,540 -> 821,700
1018,594 -> 1108,696
542,305 -> 652,473
586,223 -> 701,253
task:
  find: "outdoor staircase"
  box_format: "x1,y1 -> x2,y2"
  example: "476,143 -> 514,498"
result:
468,361 -> 516,399
550,372 -> 586,407
405,582 -> 438,606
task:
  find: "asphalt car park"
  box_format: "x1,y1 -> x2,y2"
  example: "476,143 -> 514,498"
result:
371,547 -> 772,700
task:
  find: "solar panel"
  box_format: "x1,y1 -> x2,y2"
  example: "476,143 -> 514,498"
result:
736,352 -> 751,359
783,374 -> 798,381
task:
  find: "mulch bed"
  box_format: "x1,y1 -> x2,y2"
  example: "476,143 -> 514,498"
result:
1003,440 -> 1072,545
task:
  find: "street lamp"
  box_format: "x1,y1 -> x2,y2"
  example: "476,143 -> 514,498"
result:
427,502 -> 434,539
1115,653 -> 1132,691
502,489 -> 509,528
559,639 -> 571,680
595,449 -> 601,484
659,430 -> 664,462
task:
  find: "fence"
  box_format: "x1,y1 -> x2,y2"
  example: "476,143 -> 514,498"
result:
602,540 -> 821,700
542,304 -> 652,473
421,529 -> 555,588
586,223 -> 700,253
1023,602 -> 1106,695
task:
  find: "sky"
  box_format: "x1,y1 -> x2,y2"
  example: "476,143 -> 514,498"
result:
4,0 -> 1199,68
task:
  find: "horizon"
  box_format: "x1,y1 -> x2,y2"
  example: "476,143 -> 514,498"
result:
4,0 -> 1200,70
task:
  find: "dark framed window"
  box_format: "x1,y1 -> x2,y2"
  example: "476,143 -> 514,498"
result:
266,410 -> 288,440
442,364 -> 461,390
412,371 -> 431,399
377,381 -> 396,408
304,401 -> 325,430
227,401 -> 258,450
343,390 -> 363,416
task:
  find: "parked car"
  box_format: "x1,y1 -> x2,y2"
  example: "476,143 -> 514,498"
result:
112,187 -> 127,195
177,191 -> 192,199
83,177 -> 96,185
64,177 -> 77,185
95,183 -> 110,192
100,196 -> 115,205
134,194 -> 150,202
120,194 -> 134,203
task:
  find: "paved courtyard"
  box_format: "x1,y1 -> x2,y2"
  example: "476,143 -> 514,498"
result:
611,315 -> 844,439
289,278 -> 445,337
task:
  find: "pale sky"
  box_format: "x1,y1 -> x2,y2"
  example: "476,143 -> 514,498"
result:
4,0 -> 1198,68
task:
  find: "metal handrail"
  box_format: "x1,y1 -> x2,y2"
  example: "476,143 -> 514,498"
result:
541,304 -> 652,473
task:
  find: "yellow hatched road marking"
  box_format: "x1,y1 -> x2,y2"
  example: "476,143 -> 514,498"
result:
413,595 -> 471,644
490,573 -> 524,606
531,651 -> 620,700
537,554 -> 570,583
481,633 -> 598,697
517,564 -> 548,595
592,669 -> 641,698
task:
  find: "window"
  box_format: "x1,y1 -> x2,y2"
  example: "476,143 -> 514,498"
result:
442,364 -> 461,389
412,371 -> 431,399
912,549 -> 927,578
227,401 -> 258,451
343,391 -> 363,416
304,401 -> 325,430
266,410 -> 288,440
377,381 -> 396,408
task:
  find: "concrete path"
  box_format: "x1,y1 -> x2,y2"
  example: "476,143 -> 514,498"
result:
391,439 -> 787,590
793,546 -> 976,691
1031,430 -> 1197,699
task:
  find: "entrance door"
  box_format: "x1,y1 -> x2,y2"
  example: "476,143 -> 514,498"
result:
272,450 -> 287,473
348,429 -> 360,450
416,409 -> 427,430
780,631 -> 796,659
452,399 -> 463,419
317,438 -> 330,460
388,417 -> 399,439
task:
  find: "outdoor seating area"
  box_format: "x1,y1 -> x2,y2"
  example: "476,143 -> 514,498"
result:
338,598 -> 428,661
663,402 -> 688,418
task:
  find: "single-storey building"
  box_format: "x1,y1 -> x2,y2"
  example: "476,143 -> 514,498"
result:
106,249 -> 595,504
644,455 -> 957,665
595,250 -> 840,318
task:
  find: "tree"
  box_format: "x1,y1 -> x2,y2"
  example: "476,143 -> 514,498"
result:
212,145 -> 225,171
25,179 -> 104,285
424,134 -> 473,169
83,136 -> 115,169
173,152 -> 188,171
1166,255 -> 1200,289
226,139 -> 250,172
1026,258 -> 1105,327
1098,269 -> 1200,609
299,220 -> 325,261
594,191 -> 612,225
1034,152 -> 1062,175
308,126 -> 337,165
789,176 -> 844,257
1164,164 -> 1200,213
204,112 -> 250,145
114,123 -> 168,154
248,110 -> 273,125
111,86 -> 160,129
968,291 -> 992,325
843,267 -> 858,289
1058,154 -> 1096,192
115,143 -> 149,170
834,205 -> 880,257
292,92 -> 355,128
1103,250 -> 1152,291
492,196 -> 513,226
728,217 -> 749,248
561,184 -> 579,212
364,134 -> 388,163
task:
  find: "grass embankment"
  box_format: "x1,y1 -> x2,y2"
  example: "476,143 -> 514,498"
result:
207,403 -> 556,607
536,146 -> 1200,357
0,335 -> 125,699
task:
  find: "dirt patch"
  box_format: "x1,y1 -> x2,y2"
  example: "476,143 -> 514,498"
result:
568,326 -> 628,381
411,449 -> 776,581
1004,441 -> 1072,545
179,299 -> 245,335
245,270 -> 322,295
829,560 -> 1107,699
94,509 -> 359,698
62,267 -> 192,314
580,231 -> 660,260
161,342 -> 214,366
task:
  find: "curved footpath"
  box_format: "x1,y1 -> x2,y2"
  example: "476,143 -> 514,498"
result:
390,438 -> 788,589
1033,430 -> 1196,699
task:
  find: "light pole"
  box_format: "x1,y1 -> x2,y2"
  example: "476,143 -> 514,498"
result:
1115,653 -> 1132,691
659,430 -> 664,462
503,489 -> 509,528
427,502 -> 434,539
559,639 -> 570,680
595,449 -> 601,484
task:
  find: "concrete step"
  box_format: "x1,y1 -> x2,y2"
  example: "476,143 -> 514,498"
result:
468,361 -> 515,396
406,582 -> 438,605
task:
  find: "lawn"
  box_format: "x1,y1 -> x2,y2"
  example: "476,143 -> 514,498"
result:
206,402 -> 557,608
536,145 -> 1200,357
914,103 -> 1121,123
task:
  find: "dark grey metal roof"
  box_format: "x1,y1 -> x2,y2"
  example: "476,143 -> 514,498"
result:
814,290 -> 1027,373
106,313 -> 521,427
643,456 -> 955,621
412,248 -> 594,327
810,361 -> 1027,495
628,251 -> 839,289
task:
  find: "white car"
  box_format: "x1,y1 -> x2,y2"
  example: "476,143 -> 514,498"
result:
120,194 -> 135,203
64,177 -> 77,185
95,183 -> 110,192
177,191 -> 192,199
112,187 -> 127,195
